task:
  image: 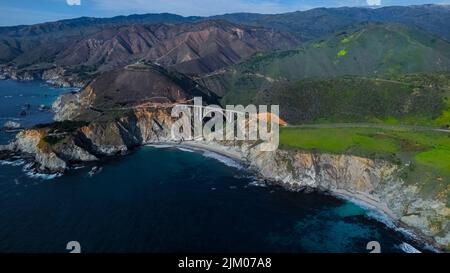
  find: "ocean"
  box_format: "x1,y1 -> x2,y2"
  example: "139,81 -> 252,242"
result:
0,80 -> 430,253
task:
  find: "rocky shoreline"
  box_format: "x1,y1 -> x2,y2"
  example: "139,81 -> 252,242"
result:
179,140 -> 444,252
1,127 -> 448,251
0,104 -> 448,251
0,65 -> 87,88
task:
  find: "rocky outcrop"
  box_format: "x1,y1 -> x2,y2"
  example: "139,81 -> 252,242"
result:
183,140 -> 450,251
52,92 -> 85,121
0,65 -> 87,88
41,67 -> 86,88
3,121 -> 21,130
9,129 -> 67,172
1,108 -> 449,250
242,144 -> 450,249
3,91 -> 450,250
1,108 -> 174,172
0,66 -> 36,81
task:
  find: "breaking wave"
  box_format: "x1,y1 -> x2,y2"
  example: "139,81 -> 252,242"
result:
22,162 -> 62,180
0,159 -> 26,167
248,180 -> 267,188
176,147 -> 195,153
399,242 -> 421,253
201,150 -> 243,170
146,144 -> 173,149
25,171 -> 62,180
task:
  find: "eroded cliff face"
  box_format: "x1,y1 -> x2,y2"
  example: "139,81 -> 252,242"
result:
52,85 -> 97,121
11,129 -> 67,172
0,108 -> 174,172
1,110 -> 449,251
237,144 -> 450,249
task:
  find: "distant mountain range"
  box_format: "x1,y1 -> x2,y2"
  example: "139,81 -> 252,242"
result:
55,20 -> 298,75
1,4 -> 450,69
0,19 -> 298,78
212,4 -> 450,41
206,23 -> 450,95
1,4 -> 450,126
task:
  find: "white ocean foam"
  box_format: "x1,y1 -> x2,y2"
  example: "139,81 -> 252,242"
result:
146,143 -> 244,170
365,209 -> 418,240
336,194 -> 421,242
365,210 -> 399,231
0,159 -> 26,167
88,166 -> 102,177
343,195 -> 440,251
201,151 -> 243,170
176,147 -> 195,153
399,242 -> 422,253
20,162 -> 61,180
22,162 -> 34,171
333,195 -> 441,252
248,180 -> 267,188
233,173 -> 256,179
146,144 -> 173,149
25,171 -> 62,180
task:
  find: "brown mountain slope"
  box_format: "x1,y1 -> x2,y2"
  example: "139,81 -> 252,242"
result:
55,20 -> 299,75
55,24 -> 174,71
53,63 -> 220,121
88,64 -> 220,108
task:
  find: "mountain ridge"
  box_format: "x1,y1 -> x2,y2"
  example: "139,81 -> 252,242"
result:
54,20 -> 299,75
202,23 -> 450,96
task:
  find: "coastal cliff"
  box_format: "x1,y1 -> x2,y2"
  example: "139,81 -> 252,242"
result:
0,65 -> 87,87
0,108 -> 174,171
1,111 -> 449,251
0,63 -> 448,251
240,143 -> 450,249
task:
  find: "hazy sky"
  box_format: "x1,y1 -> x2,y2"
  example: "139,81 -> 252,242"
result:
0,0 -> 449,26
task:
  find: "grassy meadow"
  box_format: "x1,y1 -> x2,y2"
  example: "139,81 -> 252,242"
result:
279,127 -> 450,204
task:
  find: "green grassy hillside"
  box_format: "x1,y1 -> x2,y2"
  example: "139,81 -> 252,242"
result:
280,127 -> 450,206
205,23 -> 450,98
221,73 -> 450,126
226,24 -> 450,81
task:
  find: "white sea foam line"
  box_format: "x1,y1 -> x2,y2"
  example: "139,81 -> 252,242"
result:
0,159 -> 26,166
22,162 -> 34,171
24,170 -> 62,180
399,242 -> 422,253
337,193 -> 439,252
176,147 -> 195,153
18,162 -> 60,180
201,150 -> 243,170
146,144 -> 173,148
248,180 -> 267,187
335,193 -> 420,239
88,166 -> 103,177
147,143 -> 244,170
